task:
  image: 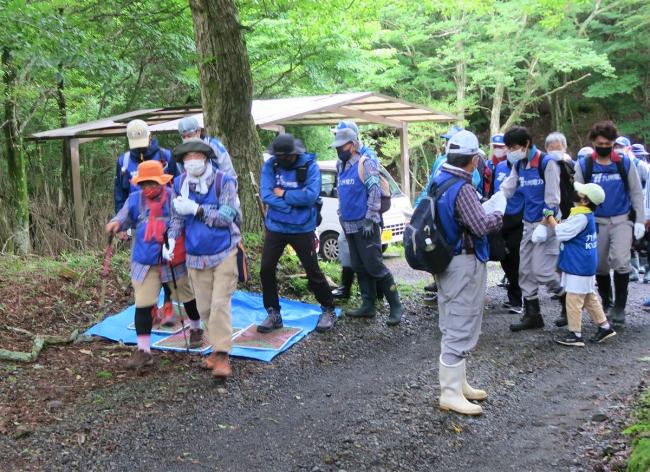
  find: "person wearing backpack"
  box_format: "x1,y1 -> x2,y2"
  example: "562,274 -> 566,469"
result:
114,119 -> 177,324
432,130 -> 505,415
258,134 -> 337,333
333,127 -> 404,326
176,116 -> 237,178
168,139 -> 242,378
488,134 -> 525,314
499,126 -> 566,331
105,160 -> 203,370
574,121 -> 645,325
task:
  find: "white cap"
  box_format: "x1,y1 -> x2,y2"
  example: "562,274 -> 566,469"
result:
446,130 -> 480,156
126,119 -> 150,149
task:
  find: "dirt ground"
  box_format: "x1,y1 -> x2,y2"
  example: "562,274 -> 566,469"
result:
1,258 -> 649,472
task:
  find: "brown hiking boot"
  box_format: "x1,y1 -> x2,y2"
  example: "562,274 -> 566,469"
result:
211,352 -> 232,378
189,329 -> 204,349
125,350 -> 153,370
202,352 -> 218,370
257,307 -> 283,333
316,306 -> 337,333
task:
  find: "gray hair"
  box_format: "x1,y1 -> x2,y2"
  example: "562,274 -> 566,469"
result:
545,131 -> 567,150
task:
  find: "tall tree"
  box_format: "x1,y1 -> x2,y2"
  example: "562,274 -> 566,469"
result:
189,0 -> 263,232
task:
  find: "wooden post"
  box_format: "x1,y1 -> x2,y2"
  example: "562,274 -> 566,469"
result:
69,138 -> 84,245
399,122 -> 410,198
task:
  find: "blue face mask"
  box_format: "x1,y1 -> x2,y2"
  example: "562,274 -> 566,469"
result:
472,168 -> 481,189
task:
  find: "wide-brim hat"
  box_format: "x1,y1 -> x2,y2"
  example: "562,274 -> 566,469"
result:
574,181 -> 605,206
172,138 -> 215,161
269,133 -> 306,155
131,160 -> 172,186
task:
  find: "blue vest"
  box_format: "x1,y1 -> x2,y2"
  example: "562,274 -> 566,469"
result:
338,158 -> 368,222
494,160 -> 524,216
558,212 -> 598,276
516,152 -> 546,223
579,157 -> 631,217
127,189 -> 173,266
434,170 -> 489,263
173,174 -> 232,256
265,158 -> 314,226
119,148 -> 171,194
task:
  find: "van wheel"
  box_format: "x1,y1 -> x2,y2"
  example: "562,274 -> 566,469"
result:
320,232 -> 339,261
382,244 -> 389,253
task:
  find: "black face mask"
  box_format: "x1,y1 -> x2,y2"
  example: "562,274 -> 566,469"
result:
595,146 -> 612,157
277,156 -> 296,169
130,147 -> 149,161
336,146 -> 352,162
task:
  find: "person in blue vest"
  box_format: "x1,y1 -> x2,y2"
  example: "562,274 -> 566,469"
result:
628,143 -> 649,282
105,160 -> 202,370
168,139 -> 242,378
574,121 -> 645,325
114,119 -> 176,322
433,130 -> 505,415
488,134 -> 525,314
258,134 -> 337,333
330,121 -> 384,302
176,116 -> 237,178
499,126 -> 565,331
545,182 -> 616,346
333,127 -> 404,326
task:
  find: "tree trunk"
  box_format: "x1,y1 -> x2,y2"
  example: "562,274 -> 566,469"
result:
454,42 -> 466,123
56,62 -> 71,211
189,0 -> 263,232
2,47 -> 30,255
490,76 -> 504,135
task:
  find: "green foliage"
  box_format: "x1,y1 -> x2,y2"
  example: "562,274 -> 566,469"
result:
625,389 -> 650,472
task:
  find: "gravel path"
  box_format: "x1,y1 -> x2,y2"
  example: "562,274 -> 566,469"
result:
2,260 -> 649,471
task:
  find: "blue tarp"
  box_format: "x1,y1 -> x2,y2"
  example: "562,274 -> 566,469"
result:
84,291 -> 340,362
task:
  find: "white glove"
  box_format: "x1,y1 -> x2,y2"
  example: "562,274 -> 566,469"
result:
634,222 -> 645,240
173,196 -> 199,216
162,238 -> 175,261
531,224 -> 548,244
482,191 -> 507,214
126,228 -> 132,237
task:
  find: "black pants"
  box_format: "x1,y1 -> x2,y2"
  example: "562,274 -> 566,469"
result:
260,230 -> 334,310
501,216 -> 523,306
346,226 -> 390,280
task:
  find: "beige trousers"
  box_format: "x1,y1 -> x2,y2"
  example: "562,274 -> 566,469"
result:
566,292 -> 607,333
132,266 -> 194,308
188,250 -> 238,352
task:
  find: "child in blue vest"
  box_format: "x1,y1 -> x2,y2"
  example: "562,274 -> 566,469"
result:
106,160 -> 203,370
545,182 -> 616,346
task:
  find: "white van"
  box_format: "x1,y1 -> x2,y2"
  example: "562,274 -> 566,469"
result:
316,159 -> 413,261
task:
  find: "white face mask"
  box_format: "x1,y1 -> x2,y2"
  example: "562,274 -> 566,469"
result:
184,160 -> 206,177
506,149 -> 526,164
493,148 -> 506,158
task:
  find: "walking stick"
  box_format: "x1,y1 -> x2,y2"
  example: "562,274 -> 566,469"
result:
99,234 -> 114,312
163,232 -> 190,353
250,171 -> 266,220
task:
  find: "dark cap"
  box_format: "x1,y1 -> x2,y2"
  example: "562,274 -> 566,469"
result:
172,138 -> 215,161
270,133 -> 306,156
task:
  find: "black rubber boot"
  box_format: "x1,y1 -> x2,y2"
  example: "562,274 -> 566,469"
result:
380,274 -> 404,326
332,266 -> 354,300
555,293 -> 568,327
596,274 -> 612,311
346,274 -> 376,318
510,298 -> 544,332
609,271 -> 629,325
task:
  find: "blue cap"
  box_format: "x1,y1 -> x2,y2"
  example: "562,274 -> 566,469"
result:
335,120 -> 359,135
441,125 -> 463,140
178,116 -> 200,135
491,134 -> 505,146
632,143 -> 649,157
615,136 -> 631,147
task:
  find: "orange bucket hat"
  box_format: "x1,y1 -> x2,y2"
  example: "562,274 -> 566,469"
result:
131,160 -> 173,186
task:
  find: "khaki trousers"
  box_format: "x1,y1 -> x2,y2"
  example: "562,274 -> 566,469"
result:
188,250 -> 238,352
519,221 -> 563,299
566,292 -> 607,333
596,216 -> 633,275
132,266 -> 194,308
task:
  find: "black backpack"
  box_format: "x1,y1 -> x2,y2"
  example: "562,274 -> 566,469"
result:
517,153 -> 576,220
404,177 -> 461,274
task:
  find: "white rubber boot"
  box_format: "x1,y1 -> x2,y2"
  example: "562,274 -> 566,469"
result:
439,358 -> 483,415
462,361 -> 487,401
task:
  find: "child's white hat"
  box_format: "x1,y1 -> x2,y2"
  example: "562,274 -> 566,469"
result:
574,181 -> 605,205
